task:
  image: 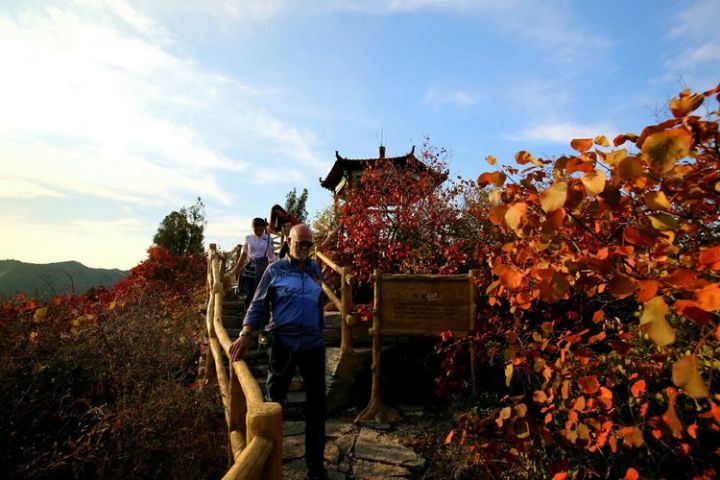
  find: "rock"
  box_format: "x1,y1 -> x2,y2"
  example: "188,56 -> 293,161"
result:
334,433 -> 356,457
326,470 -> 346,480
326,420 -> 354,438
336,460 -> 351,473
352,459 -> 410,479
284,420 -> 305,436
283,434 -> 305,460
287,390 -> 307,405
282,458 -> 307,480
354,429 -> 426,470
355,418 -> 392,430
325,348 -> 371,412
324,442 -> 340,464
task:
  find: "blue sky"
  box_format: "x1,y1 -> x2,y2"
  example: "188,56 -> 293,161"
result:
1,0 -> 718,269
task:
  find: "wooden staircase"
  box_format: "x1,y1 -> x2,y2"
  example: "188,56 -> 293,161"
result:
219,282 -> 373,419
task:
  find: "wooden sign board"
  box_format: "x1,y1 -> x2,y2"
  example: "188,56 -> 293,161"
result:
378,274 -> 474,337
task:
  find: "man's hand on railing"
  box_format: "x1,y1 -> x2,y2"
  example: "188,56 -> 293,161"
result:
230,328 -> 254,361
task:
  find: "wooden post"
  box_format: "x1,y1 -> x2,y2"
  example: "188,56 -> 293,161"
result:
468,269 -> 479,397
228,365 -> 247,461
339,266 -> 353,354
355,270 -> 399,423
246,402 -> 283,480
204,245 -> 218,382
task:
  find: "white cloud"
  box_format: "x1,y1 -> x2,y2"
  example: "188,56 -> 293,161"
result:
0,2 -> 325,209
0,178 -> 65,199
0,214 -> 151,269
663,0 -> 720,82
509,122 -> 614,144
423,87 -> 480,107
204,214 -> 255,251
668,0 -> 720,41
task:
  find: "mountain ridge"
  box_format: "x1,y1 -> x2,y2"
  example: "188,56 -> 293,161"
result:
0,259 -> 128,300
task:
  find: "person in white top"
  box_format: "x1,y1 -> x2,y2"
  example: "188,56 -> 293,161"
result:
237,218 -> 277,309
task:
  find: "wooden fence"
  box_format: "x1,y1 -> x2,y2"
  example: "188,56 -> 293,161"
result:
315,249 -> 355,354
205,244 -> 283,480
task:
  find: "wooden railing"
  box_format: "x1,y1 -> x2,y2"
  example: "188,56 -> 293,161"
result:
315,249 -> 355,354
205,244 -> 283,480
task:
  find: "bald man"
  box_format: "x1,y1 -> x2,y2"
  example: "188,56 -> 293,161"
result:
230,224 -> 327,480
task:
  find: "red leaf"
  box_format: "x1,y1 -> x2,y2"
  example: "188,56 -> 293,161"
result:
624,226 -> 660,247
631,380 -> 647,398
662,268 -> 699,289
500,268 -> 523,289
699,245 -> 720,270
608,274 -> 638,299
636,279 -> 659,303
674,299 -> 712,325
579,376 -> 600,395
625,467 -> 640,480
695,283 -> 720,311
571,138 -> 594,153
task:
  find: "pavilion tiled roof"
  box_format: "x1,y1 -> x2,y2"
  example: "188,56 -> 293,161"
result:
320,146 -> 442,191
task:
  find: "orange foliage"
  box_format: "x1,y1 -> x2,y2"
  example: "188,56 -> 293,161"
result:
444,83 -> 720,479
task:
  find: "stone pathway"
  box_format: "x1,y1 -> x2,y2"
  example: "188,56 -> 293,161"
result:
282,419 -> 427,480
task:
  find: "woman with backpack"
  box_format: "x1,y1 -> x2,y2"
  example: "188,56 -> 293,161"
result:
238,217 -> 277,309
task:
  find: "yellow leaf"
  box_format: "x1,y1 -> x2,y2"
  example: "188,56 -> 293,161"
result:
672,355 -> 709,398
578,423 -> 590,440
605,148 -> 627,167
496,406 -> 512,427
486,155 -> 497,165
504,202 -> 528,231
540,182 -> 568,212
594,135 -> 610,147
640,297 -> 675,347
505,364 -> 514,387
581,170 -> 606,196
648,213 -> 679,231
531,157 -> 545,167
669,90 -> 704,118
618,156 -> 643,179
645,191 -> 671,210
34,307 -> 48,319
641,128 -> 692,173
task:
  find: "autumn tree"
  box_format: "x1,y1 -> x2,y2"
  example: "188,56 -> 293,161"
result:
152,197 -> 206,256
285,187 -> 309,223
332,143 -> 475,286
442,84 -> 720,480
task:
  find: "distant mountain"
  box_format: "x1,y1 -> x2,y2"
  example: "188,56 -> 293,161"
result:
0,260 -> 128,300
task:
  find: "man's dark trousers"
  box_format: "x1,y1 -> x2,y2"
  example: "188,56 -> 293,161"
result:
266,339 -> 326,474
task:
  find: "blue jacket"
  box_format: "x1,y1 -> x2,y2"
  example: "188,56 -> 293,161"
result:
243,257 -> 324,351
